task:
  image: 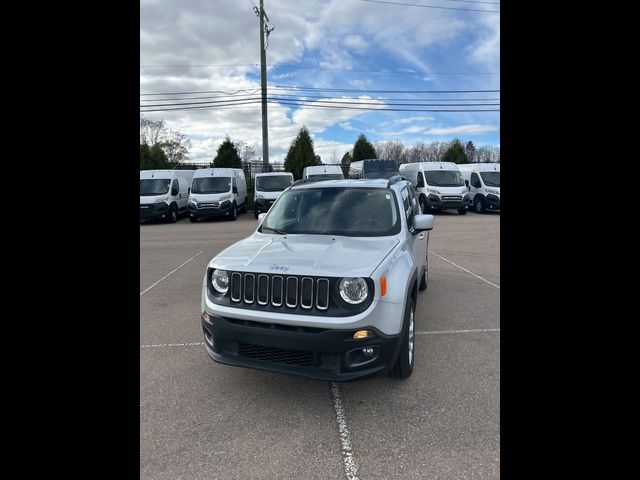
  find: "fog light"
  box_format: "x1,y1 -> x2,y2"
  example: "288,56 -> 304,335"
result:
202,311 -> 213,323
362,347 -> 374,357
353,330 -> 372,339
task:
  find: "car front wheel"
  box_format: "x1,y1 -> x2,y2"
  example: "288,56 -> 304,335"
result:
390,297 -> 415,379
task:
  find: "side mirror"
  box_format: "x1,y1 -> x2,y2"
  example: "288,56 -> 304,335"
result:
464,180 -> 469,187
258,213 -> 267,224
416,177 -> 424,188
414,214 -> 434,232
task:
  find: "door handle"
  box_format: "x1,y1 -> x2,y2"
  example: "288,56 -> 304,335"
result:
419,233 -> 424,240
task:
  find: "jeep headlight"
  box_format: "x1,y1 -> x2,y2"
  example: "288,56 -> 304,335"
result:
339,277 -> 368,304
211,269 -> 229,294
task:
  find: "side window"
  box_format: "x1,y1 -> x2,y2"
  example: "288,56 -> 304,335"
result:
401,187 -> 415,232
171,179 -> 179,196
416,172 -> 425,188
408,187 -> 420,216
471,173 -> 482,188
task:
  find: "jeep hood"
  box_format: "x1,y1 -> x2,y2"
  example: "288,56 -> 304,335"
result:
210,233 -> 399,277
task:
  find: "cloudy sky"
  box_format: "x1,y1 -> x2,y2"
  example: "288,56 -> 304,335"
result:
140,0 -> 500,164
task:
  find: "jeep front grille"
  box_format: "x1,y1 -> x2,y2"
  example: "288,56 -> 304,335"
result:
229,272 -> 330,311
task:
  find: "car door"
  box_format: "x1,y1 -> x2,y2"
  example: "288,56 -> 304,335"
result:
177,178 -> 189,212
401,186 -> 427,270
469,172 -> 483,202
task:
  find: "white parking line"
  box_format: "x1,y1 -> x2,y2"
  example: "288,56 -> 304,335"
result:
428,250 -> 500,289
140,342 -> 204,348
331,382 -> 360,480
416,328 -> 500,335
140,250 -> 204,297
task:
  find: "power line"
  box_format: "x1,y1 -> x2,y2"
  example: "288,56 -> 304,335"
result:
140,63 -> 498,75
140,100 -> 499,113
357,0 -> 500,12
271,85 -> 500,93
437,0 -> 500,4
140,86 -> 500,96
141,96 -> 499,108
140,93 -> 500,103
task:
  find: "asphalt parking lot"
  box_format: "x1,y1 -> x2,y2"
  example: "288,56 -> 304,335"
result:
140,210 -> 500,479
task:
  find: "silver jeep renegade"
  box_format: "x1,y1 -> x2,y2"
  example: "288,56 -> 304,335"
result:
200,176 -> 434,381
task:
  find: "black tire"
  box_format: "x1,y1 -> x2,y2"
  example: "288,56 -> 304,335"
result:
167,204 -> 178,223
474,197 -> 485,214
419,195 -> 430,214
230,202 -> 238,221
389,297 -> 416,379
189,216 -> 198,223
458,207 -> 467,215
254,209 -> 259,219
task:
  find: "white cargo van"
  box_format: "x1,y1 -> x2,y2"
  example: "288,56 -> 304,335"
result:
458,163 -> 500,213
399,162 -> 469,215
253,171 -> 294,219
140,169 -> 195,223
302,165 -> 344,182
188,168 -> 247,222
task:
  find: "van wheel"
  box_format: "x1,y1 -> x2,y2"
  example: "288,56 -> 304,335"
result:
474,197 -> 485,213
168,205 -> 178,223
458,207 -> 467,215
230,202 -> 237,221
254,209 -> 259,219
390,297 -> 415,379
419,196 -> 429,214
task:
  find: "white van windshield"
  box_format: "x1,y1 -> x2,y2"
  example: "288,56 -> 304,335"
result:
308,174 -> 344,181
256,176 -> 293,191
192,177 -> 231,194
480,171 -> 500,187
140,179 -> 171,196
424,170 -> 464,187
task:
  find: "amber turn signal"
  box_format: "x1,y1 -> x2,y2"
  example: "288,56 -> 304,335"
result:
353,330 -> 373,339
380,275 -> 387,297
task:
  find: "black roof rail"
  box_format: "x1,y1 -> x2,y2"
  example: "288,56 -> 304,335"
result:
291,178 -> 320,187
387,175 -> 408,187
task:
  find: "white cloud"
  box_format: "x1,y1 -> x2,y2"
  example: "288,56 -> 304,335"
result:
394,116 -> 434,125
425,124 -> 498,136
343,35 -> 368,54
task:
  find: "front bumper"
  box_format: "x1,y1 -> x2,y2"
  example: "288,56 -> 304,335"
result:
140,203 -> 168,220
486,194 -> 500,210
428,194 -> 470,210
188,201 -> 233,219
254,197 -> 276,214
201,313 -> 403,381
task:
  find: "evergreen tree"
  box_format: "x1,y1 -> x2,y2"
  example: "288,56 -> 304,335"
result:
212,136 -> 242,168
283,127 -> 320,179
442,138 -> 469,164
352,133 -> 377,162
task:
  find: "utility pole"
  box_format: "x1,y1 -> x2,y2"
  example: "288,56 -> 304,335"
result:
255,0 -> 274,167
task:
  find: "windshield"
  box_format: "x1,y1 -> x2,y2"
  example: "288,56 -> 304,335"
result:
256,176 -> 293,191
480,171 -> 500,187
192,177 -> 231,194
308,174 -> 344,181
424,170 -> 464,187
260,187 -> 400,237
365,171 -> 398,180
140,179 -> 171,196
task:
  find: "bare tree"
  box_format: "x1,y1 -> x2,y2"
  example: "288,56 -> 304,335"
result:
234,140 -> 257,163
375,140 -> 408,163
407,142 -> 429,163
140,116 -> 168,146
160,130 -> 192,164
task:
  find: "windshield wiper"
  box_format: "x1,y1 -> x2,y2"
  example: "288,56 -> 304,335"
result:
260,225 -> 288,235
